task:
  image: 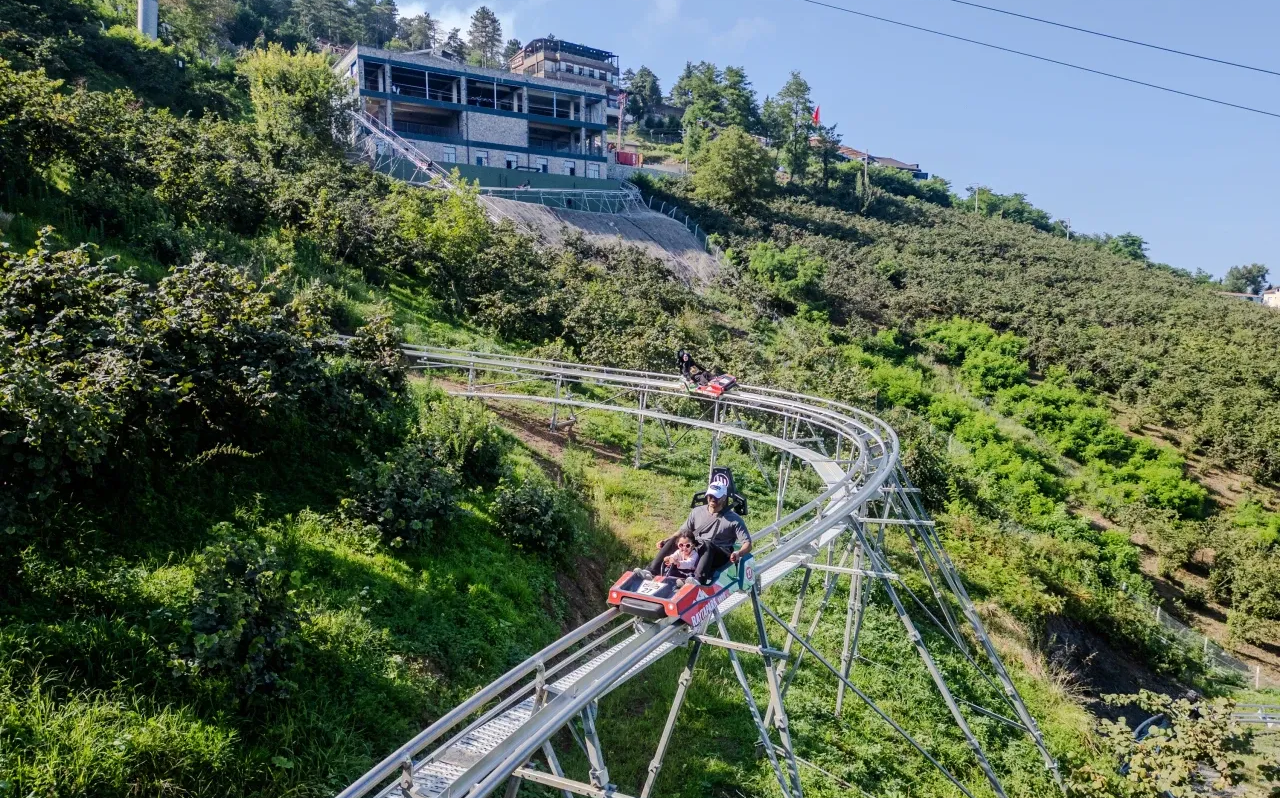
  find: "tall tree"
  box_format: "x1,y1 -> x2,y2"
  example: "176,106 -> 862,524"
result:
1106,232 -> 1149,262
394,12 -> 437,49
1222,263 -> 1269,294
721,65 -> 761,133
502,38 -> 522,62
628,65 -> 662,116
466,6 -> 502,67
770,71 -> 814,181
443,26 -> 466,56
814,123 -> 842,188
353,0 -> 397,46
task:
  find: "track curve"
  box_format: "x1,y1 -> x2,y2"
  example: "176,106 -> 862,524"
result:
336,346 -> 1060,798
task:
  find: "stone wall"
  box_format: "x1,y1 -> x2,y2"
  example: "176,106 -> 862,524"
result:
462,112 -> 527,148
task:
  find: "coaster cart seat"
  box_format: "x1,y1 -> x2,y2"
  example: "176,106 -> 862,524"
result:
608,469 -> 753,627
677,350 -> 737,398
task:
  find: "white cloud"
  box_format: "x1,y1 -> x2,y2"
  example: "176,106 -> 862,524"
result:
649,0 -> 681,25
711,16 -> 774,49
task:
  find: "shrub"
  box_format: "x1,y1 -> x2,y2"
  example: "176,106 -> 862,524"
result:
691,126 -> 774,210
744,242 -> 826,314
421,397 -> 507,487
491,479 -> 575,555
171,529 -> 305,699
343,436 -> 460,547
959,349 -> 1029,395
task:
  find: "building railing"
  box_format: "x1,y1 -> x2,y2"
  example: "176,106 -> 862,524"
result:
393,120 -> 461,141
467,96 -> 520,112
529,140 -> 604,157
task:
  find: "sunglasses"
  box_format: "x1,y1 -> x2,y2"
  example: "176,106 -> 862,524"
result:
677,542 -> 693,550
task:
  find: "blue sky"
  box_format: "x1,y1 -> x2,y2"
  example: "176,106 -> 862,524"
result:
405,0 -> 1279,278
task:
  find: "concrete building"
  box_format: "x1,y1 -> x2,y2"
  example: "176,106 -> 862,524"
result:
1262,288 -> 1280,309
337,46 -> 613,187
507,38 -> 623,126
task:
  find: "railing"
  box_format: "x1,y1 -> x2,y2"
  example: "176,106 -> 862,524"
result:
466,96 -> 520,112
392,120 -> 461,140
640,194 -> 728,263
528,140 -> 604,157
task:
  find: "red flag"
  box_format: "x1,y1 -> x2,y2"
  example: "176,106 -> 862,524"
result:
812,105 -> 821,125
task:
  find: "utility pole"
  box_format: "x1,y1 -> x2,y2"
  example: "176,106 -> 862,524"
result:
1064,217 -> 1071,239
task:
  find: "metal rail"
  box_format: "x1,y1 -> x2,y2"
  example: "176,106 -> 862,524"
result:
337,345 -> 1061,798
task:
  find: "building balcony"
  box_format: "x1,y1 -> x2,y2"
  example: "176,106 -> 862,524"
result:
529,139 -> 604,157
393,120 -> 462,141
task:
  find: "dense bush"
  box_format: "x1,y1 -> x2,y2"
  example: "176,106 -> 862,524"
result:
422,397 -> 507,488
0,232 -> 404,528
343,436 -> 460,547
742,241 -> 826,315
491,479 -> 575,555
171,529 -> 305,699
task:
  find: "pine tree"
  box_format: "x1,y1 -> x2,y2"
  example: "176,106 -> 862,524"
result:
395,12 -> 437,50
466,6 -> 502,67
722,66 -> 761,133
443,26 -> 467,57
502,38 -> 522,63
773,71 -> 814,181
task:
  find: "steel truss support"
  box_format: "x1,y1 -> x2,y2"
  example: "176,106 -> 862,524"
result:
633,390 -> 647,469
714,609 -> 796,798
640,642 -> 702,798
887,470 -> 1063,787
849,523 -> 1009,798
580,702 -> 611,790
750,586 -> 805,798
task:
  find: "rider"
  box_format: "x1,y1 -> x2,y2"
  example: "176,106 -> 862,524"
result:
677,350 -> 711,387
640,476 -> 752,585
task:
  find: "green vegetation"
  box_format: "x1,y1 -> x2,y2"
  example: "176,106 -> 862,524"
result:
2,2 -> 1277,796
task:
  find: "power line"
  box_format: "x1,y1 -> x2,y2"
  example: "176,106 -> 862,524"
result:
797,0 -> 1280,120
942,0 -> 1280,78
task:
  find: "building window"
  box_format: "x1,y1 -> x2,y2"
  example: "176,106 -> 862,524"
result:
475,150 -> 489,166
535,157 -> 548,173
505,155 -> 518,169
563,160 -> 576,176
587,162 -> 600,179
442,145 -> 456,163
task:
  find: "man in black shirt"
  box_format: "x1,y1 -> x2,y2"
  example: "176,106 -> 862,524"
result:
639,478 -> 752,584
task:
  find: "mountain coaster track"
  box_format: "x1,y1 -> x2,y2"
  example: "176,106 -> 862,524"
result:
337,345 -> 1063,798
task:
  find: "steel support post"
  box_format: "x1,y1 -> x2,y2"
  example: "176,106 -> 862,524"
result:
580,702 -> 610,790
634,390 -> 647,469
770,539 -> 853,725
750,586 -> 804,798
707,401 -> 722,481
640,642 -> 703,798
775,416 -> 794,522
836,537 -> 865,716
714,610 -> 794,798
853,528 -> 1009,798
549,375 -> 562,431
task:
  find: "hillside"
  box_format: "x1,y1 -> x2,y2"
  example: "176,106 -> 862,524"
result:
2,2 -> 1278,797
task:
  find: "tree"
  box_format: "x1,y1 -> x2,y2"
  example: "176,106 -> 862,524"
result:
353,0 -> 397,46
442,26 -> 467,57
813,123 -> 842,188
770,71 -> 815,181
628,65 -> 662,118
1107,232 -> 1149,262
1222,263 -> 1268,295
692,126 -> 773,210
394,12 -> 437,50
721,65 -> 760,132
502,37 -> 522,63
466,6 -> 502,67
239,43 -> 352,165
